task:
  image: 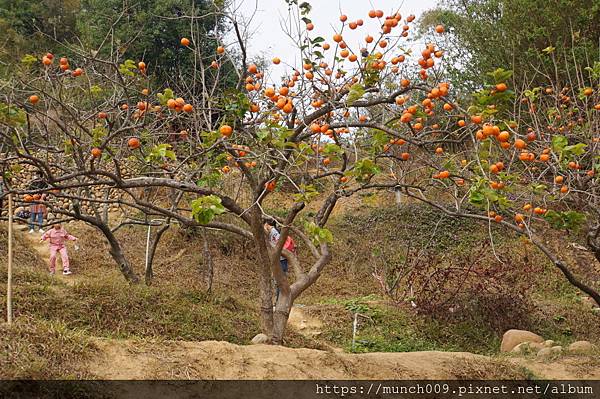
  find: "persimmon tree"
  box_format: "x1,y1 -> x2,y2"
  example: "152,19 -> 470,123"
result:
368,61 -> 600,306
1,1 -> 598,345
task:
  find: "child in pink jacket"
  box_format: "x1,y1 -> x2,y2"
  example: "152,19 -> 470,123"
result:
40,224 -> 78,275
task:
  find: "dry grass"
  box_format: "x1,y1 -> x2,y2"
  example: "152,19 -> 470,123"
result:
0,316 -> 95,379
448,357 -> 532,379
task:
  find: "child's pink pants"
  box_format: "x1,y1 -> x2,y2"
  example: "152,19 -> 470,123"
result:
49,245 -> 70,272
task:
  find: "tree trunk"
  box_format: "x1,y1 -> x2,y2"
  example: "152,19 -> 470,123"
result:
249,208 -> 274,339
71,201 -> 139,284
202,227 -> 213,293
257,257 -> 275,339
108,239 -> 139,284
272,285 -> 292,344
99,223 -> 139,284
145,223 -> 170,286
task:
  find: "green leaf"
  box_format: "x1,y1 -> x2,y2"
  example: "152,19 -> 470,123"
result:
551,135 -> 568,153
584,62 -> 600,79
486,68 -> 513,83
351,158 -> 380,183
20,54 -> 37,65
346,83 -> 365,105
221,90 -> 250,119
292,184 -> 319,203
191,195 -> 226,224
530,183 -> 548,194
145,143 -> 177,163
299,1 -> 312,14
562,143 -> 587,157
523,87 -> 541,102
91,126 -> 108,146
543,210 -> 586,231
469,190 -> 485,206
157,88 -> 175,106
89,85 -> 103,96
197,172 -> 222,188
0,103 -> 26,127
323,143 -> 342,155
118,59 -> 137,77
370,129 -> 388,151
304,221 -> 333,245
468,178 -> 512,208
256,129 -> 270,142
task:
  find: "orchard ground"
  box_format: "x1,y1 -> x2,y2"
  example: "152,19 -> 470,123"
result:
1,193 -> 599,379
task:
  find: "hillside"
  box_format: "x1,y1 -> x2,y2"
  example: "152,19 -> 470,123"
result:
1,201 -> 599,379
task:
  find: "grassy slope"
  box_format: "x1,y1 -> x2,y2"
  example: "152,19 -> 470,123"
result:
296,200 -> 599,354
0,198 -> 598,377
0,316 -> 94,379
0,224 -> 262,378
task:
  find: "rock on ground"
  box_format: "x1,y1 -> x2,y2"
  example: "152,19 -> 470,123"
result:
251,333 -> 270,345
501,330 -> 544,352
568,341 -> 594,353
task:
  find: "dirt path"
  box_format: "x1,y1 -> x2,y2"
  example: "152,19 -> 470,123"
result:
84,303 -> 522,380
88,338 -> 527,380
86,304 -> 600,380
17,227 -> 82,286
288,305 -> 324,338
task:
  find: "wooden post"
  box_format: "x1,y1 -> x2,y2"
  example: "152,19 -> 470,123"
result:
7,192 -> 13,324
351,312 -> 358,352
144,223 -> 151,276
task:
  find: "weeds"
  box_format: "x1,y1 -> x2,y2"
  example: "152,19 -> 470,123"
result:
0,316 -> 95,379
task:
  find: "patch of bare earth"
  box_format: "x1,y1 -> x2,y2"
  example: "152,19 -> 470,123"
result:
86,306 -> 599,380
288,306 -> 325,338
87,338 -> 524,380
508,356 -> 600,380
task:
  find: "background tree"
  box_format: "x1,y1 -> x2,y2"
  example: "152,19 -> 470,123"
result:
0,0 -> 235,90
77,0 -> 233,89
419,0 -> 600,92
0,0 -> 79,70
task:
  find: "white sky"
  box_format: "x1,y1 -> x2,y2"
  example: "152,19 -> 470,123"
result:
229,0 -> 439,81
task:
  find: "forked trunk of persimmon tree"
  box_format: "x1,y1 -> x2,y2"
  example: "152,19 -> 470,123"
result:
247,203 -> 333,344
272,287 -> 292,345
249,209 -> 275,339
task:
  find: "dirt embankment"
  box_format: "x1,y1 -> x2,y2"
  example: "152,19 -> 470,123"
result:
86,304 -> 600,381
87,337 -> 600,380
88,338 -> 526,380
